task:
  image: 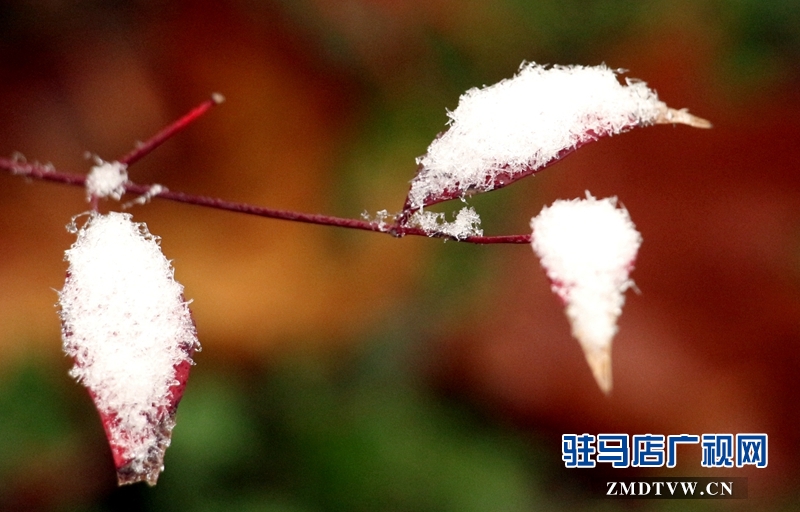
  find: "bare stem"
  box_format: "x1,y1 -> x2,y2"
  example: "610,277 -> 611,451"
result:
0,158 -> 531,245
119,94 -> 225,167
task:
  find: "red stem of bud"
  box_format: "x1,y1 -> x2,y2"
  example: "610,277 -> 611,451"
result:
119,94 -> 224,167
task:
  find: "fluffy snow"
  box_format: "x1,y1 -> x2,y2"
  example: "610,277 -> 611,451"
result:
59,212 -> 199,482
86,160 -> 128,200
361,209 -> 394,232
530,193 -> 641,394
410,62 -> 709,209
409,206 -> 483,240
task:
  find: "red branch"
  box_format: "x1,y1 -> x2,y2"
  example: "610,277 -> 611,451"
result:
0,158 -> 531,245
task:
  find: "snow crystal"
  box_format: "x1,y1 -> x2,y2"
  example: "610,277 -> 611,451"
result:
410,63 -> 708,209
86,160 -> 128,200
59,212 -> 199,483
409,206 -> 483,240
361,209 -> 395,232
123,183 -> 167,208
530,193 -> 641,394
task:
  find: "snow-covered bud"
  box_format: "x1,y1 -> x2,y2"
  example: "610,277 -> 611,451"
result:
58,212 -> 199,485
530,193 -> 641,394
409,63 -> 710,210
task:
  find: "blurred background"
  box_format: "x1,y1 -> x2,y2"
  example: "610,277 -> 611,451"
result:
1,0 -> 799,510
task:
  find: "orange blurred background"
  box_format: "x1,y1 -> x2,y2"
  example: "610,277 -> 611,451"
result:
1,1 -> 799,510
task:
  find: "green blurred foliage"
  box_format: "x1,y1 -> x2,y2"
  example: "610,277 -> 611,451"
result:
0,359 -> 81,484
0,345 -> 548,511
717,0 -> 800,95
8,346 -> 783,510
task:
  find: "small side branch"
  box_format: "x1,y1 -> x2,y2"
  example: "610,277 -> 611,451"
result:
119,94 -> 224,167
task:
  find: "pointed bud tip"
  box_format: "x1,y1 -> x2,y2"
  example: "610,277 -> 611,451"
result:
656,107 -> 712,129
583,345 -> 613,395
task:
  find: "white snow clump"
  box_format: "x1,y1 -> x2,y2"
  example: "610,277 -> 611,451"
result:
86,160 -> 128,200
59,212 -> 199,480
409,206 -> 483,240
530,193 -> 641,394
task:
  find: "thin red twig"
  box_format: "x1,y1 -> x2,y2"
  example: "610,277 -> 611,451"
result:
0,158 -> 531,245
119,94 -> 225,167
